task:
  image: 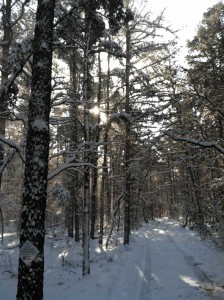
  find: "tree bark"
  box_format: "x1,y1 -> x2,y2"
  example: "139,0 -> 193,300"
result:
82,20 -> 92,276
99,54 -> 111,243
124,22 -> 131,245
66,52 -> 80,240
17,0 -> 55,299
0,207 -> 3,245
105,54 -> 112,223
0,0 -> 12,245
90,53 -> 101,240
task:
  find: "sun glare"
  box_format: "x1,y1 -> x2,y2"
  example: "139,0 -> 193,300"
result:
90,106 -> 107,123
90,106 -> 100,115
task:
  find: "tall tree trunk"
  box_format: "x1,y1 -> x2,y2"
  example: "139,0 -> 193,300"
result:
124,22 -> 131,245
74,193 -> 80,241
66,51 -> 80,240
90,165 -> 97,239
105,54 -> 111,223
98,175 -> 105,244
0,207 -> 3,245
0,0 -> 11,142
66,176 -> 75,238
90,53 -> 101,240
0,0 -> 12,245
99,54 -> 111,244
82,20 -> 92,276
17,0 -> 55,299
186,151 -> 204,226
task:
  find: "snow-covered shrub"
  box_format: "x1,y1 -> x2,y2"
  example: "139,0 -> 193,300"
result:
52,184 -> 70,206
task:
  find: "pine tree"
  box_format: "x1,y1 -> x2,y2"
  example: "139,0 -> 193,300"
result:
16,0 -> 55,298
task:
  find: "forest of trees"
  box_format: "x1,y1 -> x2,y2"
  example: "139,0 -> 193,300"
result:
1,0 -> 224,298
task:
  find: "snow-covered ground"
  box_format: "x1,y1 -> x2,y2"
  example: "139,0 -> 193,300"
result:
1,218 -> 224,299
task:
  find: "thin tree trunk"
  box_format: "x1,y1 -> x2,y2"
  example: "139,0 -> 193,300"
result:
74,179 -> 80,242
66,52 -> 80,239
67,186 -> 75,238
0,207 -> 3,245
90,52 -> 101,240
124,22 -> 131,245
0,0 -> 12,244
106,191 -> 125,248
71,52 -> 80,241
98,176 -> 105,244
90,165 -> 98,239
105,54 -> 111,223
186,151 -> 204,226
0,0 -> 11,141
99,54 -> 112,244
17,1 -> 55,298
82,21 -> 92,276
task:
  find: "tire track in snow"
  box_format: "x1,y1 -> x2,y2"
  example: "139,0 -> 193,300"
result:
138,223 -> 161,300
107,220 -> 224,300
139,240 -> 151,300
139,220 -> 223,300
166,233 -> 224,300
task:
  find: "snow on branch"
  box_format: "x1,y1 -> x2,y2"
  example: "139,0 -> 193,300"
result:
0,134 -> 25,162
90,47 -> 125,58
52,183 -> 70,206
54,0 -> 90,27
48,162 -> 96,180
165,132 -> 224,155
0,51 -> 32,96
11,0 -> 31,27
0,148 -> 17,176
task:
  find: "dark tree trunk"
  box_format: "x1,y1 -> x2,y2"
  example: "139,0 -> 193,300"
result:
0,0 -> 11,135
0,207 -> 3,245
82,19 -> 92,276
90,165 -> 98,239
17,0 -> 55,299
99,54 -> 111,244
70,51 -> 81,241
67,185 -> 75,238
98,177 -> 104,244
0,0 -> 12,245
74,177 -> 80,242
124,23 -> 131,245
105,54 -> 111,224
90,53 -> 101,240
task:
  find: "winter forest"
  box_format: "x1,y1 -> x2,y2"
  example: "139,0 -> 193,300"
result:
1,0 -> 224,299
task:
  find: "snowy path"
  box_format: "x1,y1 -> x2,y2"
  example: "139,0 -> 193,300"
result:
139,221 -> 222,300
106,219 -> 224,300
1,218 -> 224,299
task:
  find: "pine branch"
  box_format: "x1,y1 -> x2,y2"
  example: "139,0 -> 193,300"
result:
165,131 -> 224,155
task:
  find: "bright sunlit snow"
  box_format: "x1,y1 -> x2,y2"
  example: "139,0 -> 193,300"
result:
1,218 -> 224,299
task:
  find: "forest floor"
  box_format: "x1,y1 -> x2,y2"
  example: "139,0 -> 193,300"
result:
1,218 -> 224,299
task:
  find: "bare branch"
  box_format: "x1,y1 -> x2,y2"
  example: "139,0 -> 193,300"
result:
106,190 -> 126,248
